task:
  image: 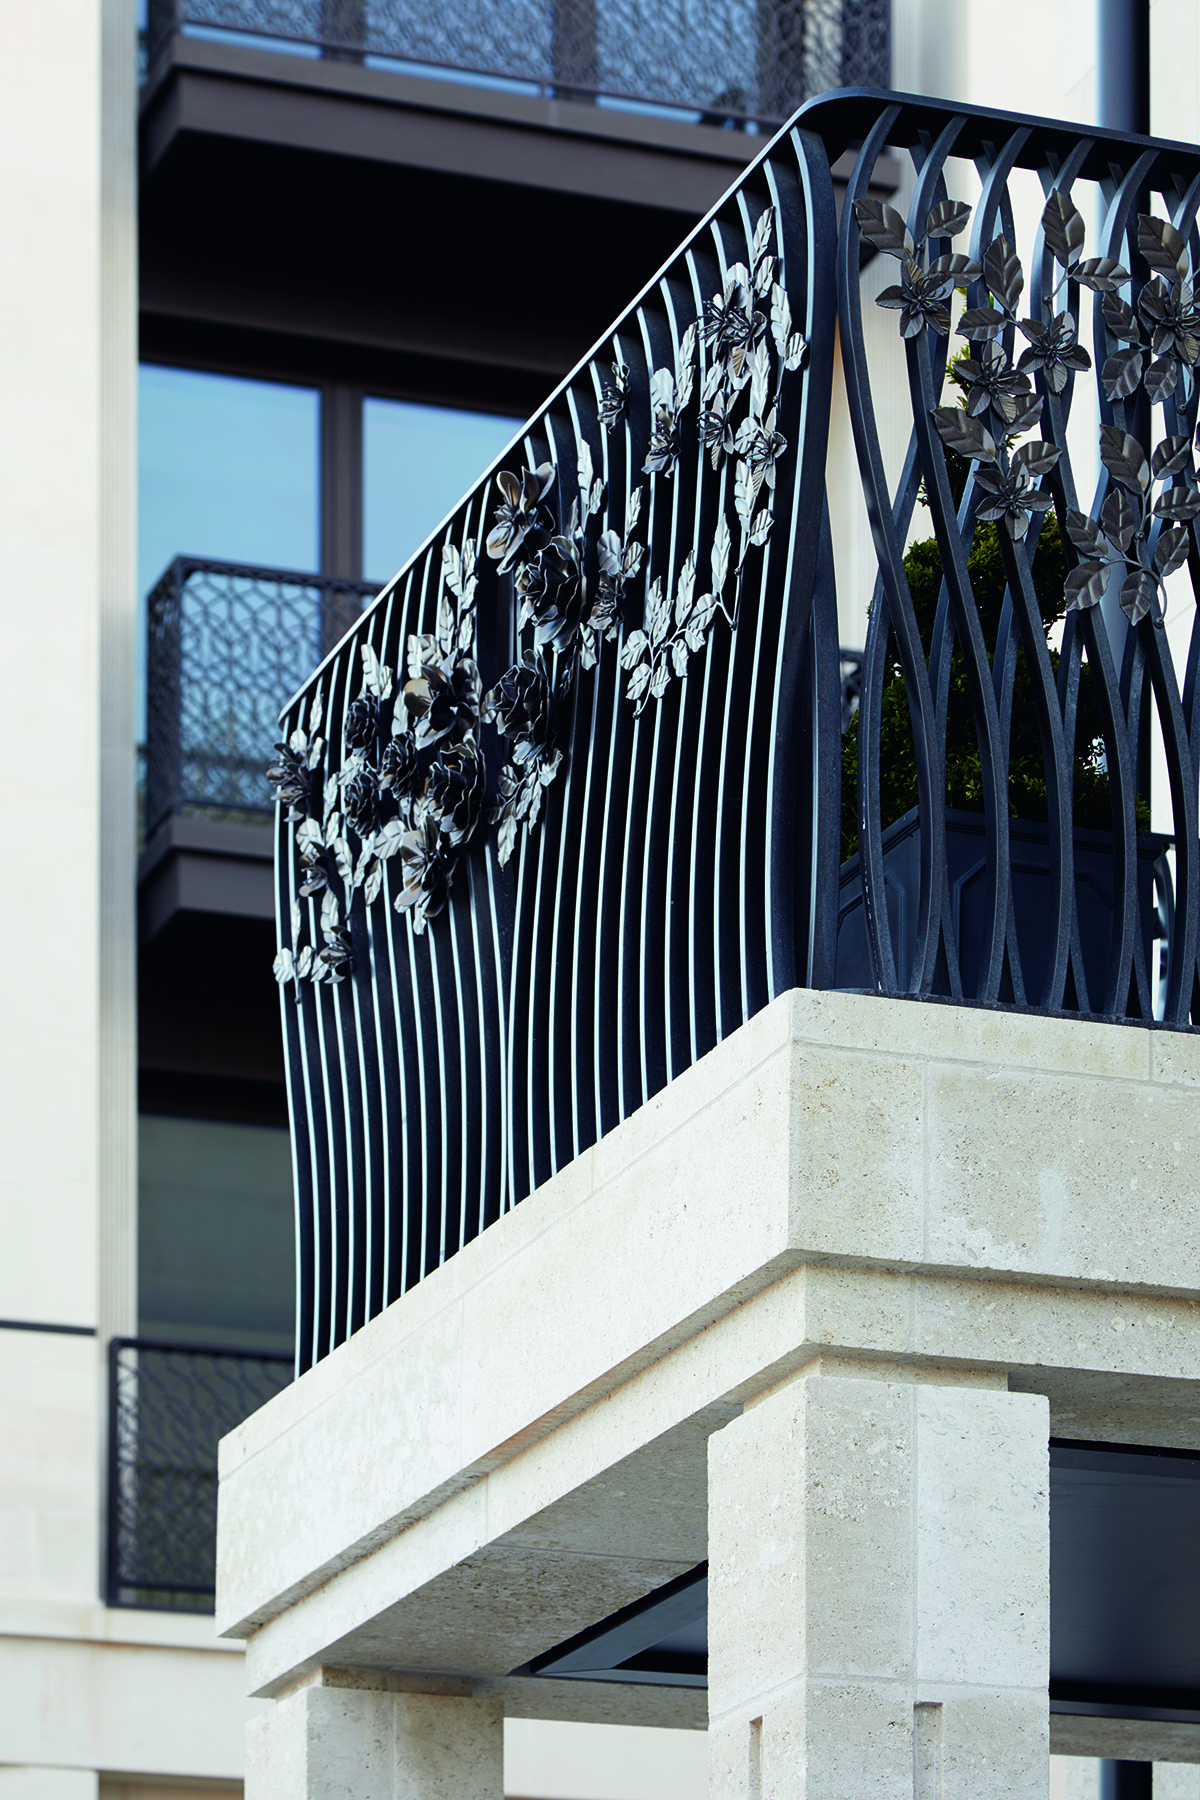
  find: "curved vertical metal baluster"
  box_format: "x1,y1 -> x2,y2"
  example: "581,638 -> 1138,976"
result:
900,138 -> 1001,996
839,105 -> 955,998
1094,149 -> 1169,1015
766,133 -> 839,995
637,273 -> 689,1098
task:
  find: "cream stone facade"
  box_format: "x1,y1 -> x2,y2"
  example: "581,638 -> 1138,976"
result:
219,990 -> 1200,1793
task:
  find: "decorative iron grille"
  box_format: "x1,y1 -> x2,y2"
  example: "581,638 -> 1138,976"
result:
107,1337 -> 292,1610
145,0 -> 889,126
144,557 -> 376,837
271,91 -> 1200,1373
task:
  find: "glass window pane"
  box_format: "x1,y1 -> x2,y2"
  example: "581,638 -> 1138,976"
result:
138,364 -> 320,602
138,1115 -> 295,1352
363,397 -> 522,585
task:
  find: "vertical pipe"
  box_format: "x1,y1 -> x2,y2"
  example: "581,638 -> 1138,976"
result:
1100,1763 -> 1153,1800
1096,0 -> 1149,134
1096,0 -> 1150,678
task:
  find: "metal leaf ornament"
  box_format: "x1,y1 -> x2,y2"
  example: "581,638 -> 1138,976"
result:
861,182 -> 1198,637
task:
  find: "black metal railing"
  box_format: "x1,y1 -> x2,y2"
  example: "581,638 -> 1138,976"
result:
107,1337 -> 292,1610
145,556 -> 375,837
272,91 -> 1200,1371
145,0 -> 889,127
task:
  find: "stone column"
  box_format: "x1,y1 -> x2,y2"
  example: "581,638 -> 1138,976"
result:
708,1362 -> 1049,1800
245,1673 -> 504,1800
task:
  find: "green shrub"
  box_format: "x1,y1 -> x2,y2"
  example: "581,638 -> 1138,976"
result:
840,510 -> 1144,861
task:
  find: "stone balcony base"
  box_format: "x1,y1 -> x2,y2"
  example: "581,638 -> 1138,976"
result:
216,989 -> 1200,1768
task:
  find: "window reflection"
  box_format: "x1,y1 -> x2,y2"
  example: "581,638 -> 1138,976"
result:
363,396 -> 522,585
138,364 -> 320,602
138,1116 -> 294,1353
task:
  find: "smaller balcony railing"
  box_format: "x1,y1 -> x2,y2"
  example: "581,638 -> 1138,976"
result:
144,0 -> 890,129
106,1337 -> 292,1610
144,556 -> 376,838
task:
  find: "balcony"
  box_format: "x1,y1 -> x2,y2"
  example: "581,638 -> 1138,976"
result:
107,1337 -> 291,1610
140,555 -> 375,938
261,89 -> 1200,1373
137,7 -> 899,411
144,0 -> 891,128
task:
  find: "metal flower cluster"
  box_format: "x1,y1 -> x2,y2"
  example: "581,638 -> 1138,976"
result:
857,186 -> 1200,629
270,543 -> 485,986
620,204 -> 807,710
272,204 -> 810,966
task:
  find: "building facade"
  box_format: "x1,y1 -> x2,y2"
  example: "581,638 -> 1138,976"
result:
6,0 -> 1200,1795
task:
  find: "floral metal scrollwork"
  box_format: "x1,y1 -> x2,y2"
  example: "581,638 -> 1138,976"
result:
272,204 -> 810,971
856,186 -> 1200,628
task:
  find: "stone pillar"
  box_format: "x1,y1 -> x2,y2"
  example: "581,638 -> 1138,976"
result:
245,1674 -> 503,1800
708,1362 -> 1049,1800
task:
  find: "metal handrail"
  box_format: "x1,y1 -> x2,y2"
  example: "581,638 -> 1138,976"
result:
270,90 -> 1200,1371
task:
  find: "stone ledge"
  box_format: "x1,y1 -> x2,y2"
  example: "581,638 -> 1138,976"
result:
217,989 -> 1200,1650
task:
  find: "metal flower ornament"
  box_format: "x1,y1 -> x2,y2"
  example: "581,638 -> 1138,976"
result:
856,186 -> 1200,628
271,205 -> 809,980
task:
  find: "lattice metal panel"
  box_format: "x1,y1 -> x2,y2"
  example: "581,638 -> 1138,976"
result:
107,1338 -> 292,1610
144,557 -> 375,836
146,0 -> 889,123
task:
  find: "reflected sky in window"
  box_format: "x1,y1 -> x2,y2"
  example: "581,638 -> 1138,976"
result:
138,364 -> 320,603
364,397 -> 522,585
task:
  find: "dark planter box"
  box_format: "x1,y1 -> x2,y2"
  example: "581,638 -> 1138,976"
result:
836,807 -> 1170,1011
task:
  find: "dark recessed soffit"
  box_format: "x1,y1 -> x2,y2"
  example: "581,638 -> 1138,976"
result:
138,38 -> 899,390
526,1564 -> 708,1688
140,35 -> 757,213
522,1444 -> 1200,1717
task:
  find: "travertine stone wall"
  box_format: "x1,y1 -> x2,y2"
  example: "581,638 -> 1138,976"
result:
709,1363 -> 1049,1800
245,1674 -> 502,1800
218,989 -> 1200,1770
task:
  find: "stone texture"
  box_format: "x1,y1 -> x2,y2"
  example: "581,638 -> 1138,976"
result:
245,1684 -> 502,1800
708,1366 -> 1049,1800
218,987 -> 1200,1777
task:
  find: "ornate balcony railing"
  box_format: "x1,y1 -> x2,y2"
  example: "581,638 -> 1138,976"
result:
107,1338 -> 292,1610
272,90 -> 1200,1371
145,556 -> 375,837
144,0 -> 889,128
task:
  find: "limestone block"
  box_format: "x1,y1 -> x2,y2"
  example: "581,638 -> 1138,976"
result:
914,1386 -> 1048,1689
246,1685 -> 503,1800
709,1368 -> 1048,1800
924,1064 -> 1200,1286
1051,1758 -> 1098,1800
1156,1768 -> 1200,1799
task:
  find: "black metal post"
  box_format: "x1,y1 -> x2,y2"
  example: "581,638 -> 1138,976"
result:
550,0 -> 597,102
320,382 -> 364,582
320,0 -> 366,62
1100,1762 -> 1153,1800
1096,0 -> 1152,811
1097,0 -> 1150,134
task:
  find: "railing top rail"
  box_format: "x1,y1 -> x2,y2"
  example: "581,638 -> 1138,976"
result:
148,554 -> 378,596
110,1335 -> 293,1362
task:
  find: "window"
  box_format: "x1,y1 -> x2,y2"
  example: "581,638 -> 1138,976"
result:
138,1116 -> 295,1353
138,364 -> 320,600
363,396 -> 522,585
